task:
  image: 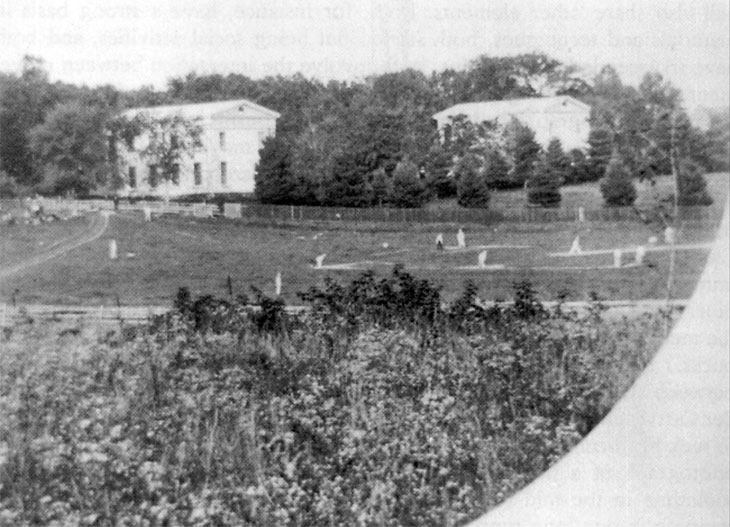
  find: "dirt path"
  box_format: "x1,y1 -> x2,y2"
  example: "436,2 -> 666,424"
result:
0,212 -> 110,281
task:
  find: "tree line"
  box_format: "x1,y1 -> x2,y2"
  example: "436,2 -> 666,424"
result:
0,54 -> 727,206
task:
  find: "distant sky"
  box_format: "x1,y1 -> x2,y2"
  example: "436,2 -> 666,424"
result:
0,0 -> 728,112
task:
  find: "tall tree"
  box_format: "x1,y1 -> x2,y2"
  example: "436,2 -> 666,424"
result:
526,154 -> 562,208
677,159 -> 712,206
29,101 -> 114,196
254,135 -> 298,204
600,152 -> 637,206
320,152 -> 373,207
455,153 -> 490,208
544,139 -> 570,185
389,159 -> 426,208
483,147 -> 511,189
0,56 -> 59,186
503,118 -> 542,188
704,109 -> 730,171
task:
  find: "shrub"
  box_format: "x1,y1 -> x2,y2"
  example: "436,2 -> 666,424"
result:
0,170 -> 19,198
455,153 -> 490,208
677,159 -> 713,206
389,159 -> 427,208
526,155 -> 562,208
600,152 -> 637,206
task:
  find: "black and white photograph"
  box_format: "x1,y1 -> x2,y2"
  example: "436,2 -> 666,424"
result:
0,1 -> 728,525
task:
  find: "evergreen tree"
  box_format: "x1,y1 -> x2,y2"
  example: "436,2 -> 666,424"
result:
600,152 -> 637,206
565,148 -> 591,185
504,118 -> 541,188
389,159 -> 426,208
320,153 -> 373,207
526,154 -> 562,207
424,142 -> 456,198
483,148 -> 511,189
370,167 -> 392,207
587,126 -> 613,181
254,135 -> 297,204
456,153 -> 490,208
544,139 -> 570,185
677,159 -> 712,206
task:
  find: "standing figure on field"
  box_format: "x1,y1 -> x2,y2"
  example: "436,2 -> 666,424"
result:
477,250 -> 488,269
436,233 -> 444,251
569,235 -> 582,255
456,228 -> 466,249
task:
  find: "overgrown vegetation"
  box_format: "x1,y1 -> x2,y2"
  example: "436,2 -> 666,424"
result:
0,269 -> 675,526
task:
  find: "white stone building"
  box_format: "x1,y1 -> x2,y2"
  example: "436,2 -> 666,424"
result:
117,99 -> 280,197
432,96 -> 591,151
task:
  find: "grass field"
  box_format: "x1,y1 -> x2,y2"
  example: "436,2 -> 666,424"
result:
1,174 -> 726,306
0,215 -> 91,268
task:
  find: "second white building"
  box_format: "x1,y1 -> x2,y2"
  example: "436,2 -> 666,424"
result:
432,96 -> 591,151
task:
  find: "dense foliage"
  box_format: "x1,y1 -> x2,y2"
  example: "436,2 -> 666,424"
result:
600,152 -> 637,206
0,54 -> 723,204
677,160 -> 713,206
526,155 -> 562,208
455,153 -> 491,208
0,269 -> 673,526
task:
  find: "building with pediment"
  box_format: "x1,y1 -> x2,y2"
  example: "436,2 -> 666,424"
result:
117,99 -> 279,196
433,96 -> 591,151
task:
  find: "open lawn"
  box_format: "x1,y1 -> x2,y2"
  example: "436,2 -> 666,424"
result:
0,215 -> 92,269
1,173 -> 726,306
0,208 -> 723,307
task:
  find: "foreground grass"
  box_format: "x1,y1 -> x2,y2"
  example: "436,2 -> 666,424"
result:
0,280 -> 675,526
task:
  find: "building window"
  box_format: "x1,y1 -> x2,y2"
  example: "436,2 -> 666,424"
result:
148,164 -> 158,188
220,162 -> 227,186
172,164 -> 180,186
219,132 -> 226,149
128,166 -> 136,188
194,163 -> 202,186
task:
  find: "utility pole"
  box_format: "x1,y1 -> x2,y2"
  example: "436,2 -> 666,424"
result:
666,109 -> 678,303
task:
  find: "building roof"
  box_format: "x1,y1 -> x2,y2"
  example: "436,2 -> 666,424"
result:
433,96 -> 590,122
121,99 -> 280,121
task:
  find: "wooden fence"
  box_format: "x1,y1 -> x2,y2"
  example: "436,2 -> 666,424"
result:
27,198 -> 721,225
38,198 -> 218,217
